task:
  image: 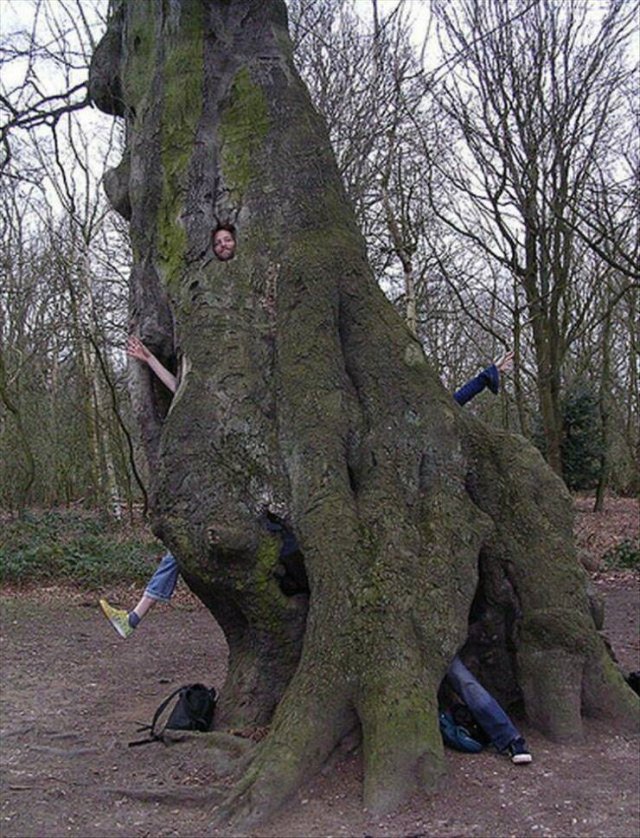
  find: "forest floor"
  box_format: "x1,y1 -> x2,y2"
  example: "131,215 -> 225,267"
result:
1,497 -> 638,838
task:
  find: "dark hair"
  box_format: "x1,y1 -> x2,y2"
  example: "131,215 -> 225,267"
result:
212,223 -> 237,242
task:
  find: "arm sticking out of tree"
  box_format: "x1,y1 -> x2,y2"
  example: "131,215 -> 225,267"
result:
453,349 -> 514,406
127,336 -> 178,394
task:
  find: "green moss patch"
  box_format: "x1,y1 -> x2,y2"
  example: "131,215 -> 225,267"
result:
219,66 -> 270,198
158,0 -> 205,290
520,607 -> 599,655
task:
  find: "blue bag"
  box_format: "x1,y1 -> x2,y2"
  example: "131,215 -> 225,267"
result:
439,711 -> 484,753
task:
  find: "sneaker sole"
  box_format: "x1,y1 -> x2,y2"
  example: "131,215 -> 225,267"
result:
99,599 -> 131,639
109,617 -> 131,639
512,753 -> 532,764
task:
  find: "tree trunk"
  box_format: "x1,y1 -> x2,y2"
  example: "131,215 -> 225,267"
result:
512,293 -> 529,437
594,306 -> 612,512
89,0 -> 638,828
0,350 -> 35,515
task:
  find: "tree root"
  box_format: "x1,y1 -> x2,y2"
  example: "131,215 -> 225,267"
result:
102,787 -> 225,806
357,671 -> 445,814
211,677 -> 355,831
102,734 -> 257,809
162,730 -> 256,776
582,646 -> 640,732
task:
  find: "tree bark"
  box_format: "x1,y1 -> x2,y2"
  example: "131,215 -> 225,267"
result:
594,305 -> 612,513
89,0 -> 638,828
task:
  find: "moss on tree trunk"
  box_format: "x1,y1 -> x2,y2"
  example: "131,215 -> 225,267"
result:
89,0 -> 638,828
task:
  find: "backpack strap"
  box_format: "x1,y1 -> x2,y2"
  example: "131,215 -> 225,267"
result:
128,685 -> 185,747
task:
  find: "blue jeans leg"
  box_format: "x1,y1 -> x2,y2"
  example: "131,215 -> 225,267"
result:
446,656 -> 520,751
144,553 -> 179,603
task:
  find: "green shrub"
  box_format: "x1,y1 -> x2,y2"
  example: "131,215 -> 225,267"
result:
532,384 -> 604,490
561,387 -> 604,490
601,539 -> 640,571
0,510 -> 163,588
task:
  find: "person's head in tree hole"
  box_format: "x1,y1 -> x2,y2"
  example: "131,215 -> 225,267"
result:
212,224 -> 237,261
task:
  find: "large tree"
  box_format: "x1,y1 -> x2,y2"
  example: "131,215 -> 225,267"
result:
89,0 -> 637,828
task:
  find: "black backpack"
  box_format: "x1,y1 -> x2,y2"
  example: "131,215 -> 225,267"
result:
129,683 -> 218,747
627,671 -> 640,696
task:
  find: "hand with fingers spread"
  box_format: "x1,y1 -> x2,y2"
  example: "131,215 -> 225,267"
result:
127,335 -> 152,363
127,334 -> 178,394
494,349 -> 514,375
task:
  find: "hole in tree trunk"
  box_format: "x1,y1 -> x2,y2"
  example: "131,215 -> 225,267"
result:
262,511 -> 309,596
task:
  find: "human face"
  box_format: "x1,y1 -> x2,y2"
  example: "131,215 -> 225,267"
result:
213,229 -> 236,261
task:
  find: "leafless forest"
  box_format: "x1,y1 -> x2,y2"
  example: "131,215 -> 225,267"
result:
1,0 -> 638,515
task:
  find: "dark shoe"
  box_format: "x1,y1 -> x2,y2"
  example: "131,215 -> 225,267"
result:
505,737 -> 532,764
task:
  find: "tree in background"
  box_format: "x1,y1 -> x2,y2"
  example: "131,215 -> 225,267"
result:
288,0 -> 433,334
0,176 -> 135,513
422,0 -> 638,475
560,386 -> 604,492
0,0 -> 142,515
1,0 -> 637,507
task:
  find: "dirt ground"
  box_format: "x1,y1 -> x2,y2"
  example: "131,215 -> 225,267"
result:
1,502 -> 639,838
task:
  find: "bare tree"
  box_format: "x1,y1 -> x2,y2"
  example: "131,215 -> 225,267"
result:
422,0 -> 638,474
0,0 -> 151,514
3,0 -> 637,509
0,0 -> 107,173
289,1 -> 440,332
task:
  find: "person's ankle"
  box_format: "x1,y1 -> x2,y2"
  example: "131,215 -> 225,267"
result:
128,612 -> 141,628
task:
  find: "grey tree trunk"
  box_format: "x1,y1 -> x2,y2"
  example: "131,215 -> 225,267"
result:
89,0 -> 638,828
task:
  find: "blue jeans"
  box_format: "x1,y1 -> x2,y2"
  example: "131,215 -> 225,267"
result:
446,656 -> 520,751
144,553 -> 179,603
